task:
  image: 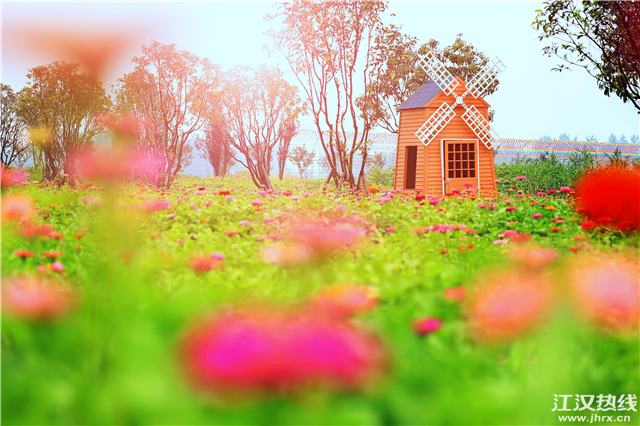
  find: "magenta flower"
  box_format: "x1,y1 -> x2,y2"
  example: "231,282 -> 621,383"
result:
412,317 -> 442,336
211,252 -> 224,261
251,200 -> 264,206
560,187 -> 571,193
178,309 -> 386,393
532,213 -> 543,219
505,206 -> 517,212
493,240 -> 509,245
264,218 -> 275,223
385,226 -> 395,233
515,176 -> 526,181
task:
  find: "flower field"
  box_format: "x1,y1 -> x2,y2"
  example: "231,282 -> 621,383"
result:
2,171 -> 638,425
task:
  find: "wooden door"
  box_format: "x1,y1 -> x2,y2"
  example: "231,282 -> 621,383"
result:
443,140 -> 477,193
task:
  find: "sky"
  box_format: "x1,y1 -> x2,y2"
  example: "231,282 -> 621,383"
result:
2,1 -> 639,175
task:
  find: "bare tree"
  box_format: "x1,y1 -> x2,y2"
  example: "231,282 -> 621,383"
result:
221,64 -> 305,189
1,84 -> 30,167
288,146 -> 315,178
266,0 -> 387,189
193,120 -> 235,177
277,121 -> 299,180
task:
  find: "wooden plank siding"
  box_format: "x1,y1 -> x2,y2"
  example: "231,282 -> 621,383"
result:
395,108 -> 426,191
395,77 -> 497,194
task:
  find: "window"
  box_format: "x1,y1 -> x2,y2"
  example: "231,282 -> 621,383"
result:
446,142 -> 476,179
405,146 -> 417,189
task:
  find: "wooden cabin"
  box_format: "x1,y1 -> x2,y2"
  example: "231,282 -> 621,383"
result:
394,77 -> 498,195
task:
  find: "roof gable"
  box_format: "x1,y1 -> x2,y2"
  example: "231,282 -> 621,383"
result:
398,79 -> 446,110
400,77 -> 491,110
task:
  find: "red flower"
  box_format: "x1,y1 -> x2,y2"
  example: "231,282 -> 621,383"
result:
312,284 -> 379,318
188,254 -> 222,273
443,286 -> 467,302
13,249 -> 34,258
412,317 -> 442,336
549,227 -> 562,232
575,167 -> 640,230
580,220 -> 597,230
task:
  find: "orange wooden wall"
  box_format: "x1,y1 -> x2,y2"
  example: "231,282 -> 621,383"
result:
394,78 -> 498,195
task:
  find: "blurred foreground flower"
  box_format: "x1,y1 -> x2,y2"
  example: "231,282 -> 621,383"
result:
2,275 -> 75,321
312,284 -> 380,318
1,193 -> 34,222
288,217 -> 368,255
568,255 -> 639,332
178,308 -> 387,395
506,246 -> 558,272
575,167 -> 640,230
467,272 -> 553,344
1,167 -> 26,188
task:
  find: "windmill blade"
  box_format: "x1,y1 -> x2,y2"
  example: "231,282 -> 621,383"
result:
461,105 -> 499,149
466,57 -> 506,99
416,51 -> 459,96
415,102 -> 456,146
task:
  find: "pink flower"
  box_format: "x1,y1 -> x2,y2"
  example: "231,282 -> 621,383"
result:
177,239 -> 185,244
515,176 -> 526,181
502,230 -> 518,238
335,205 -> 346,211
560,187 -> 571,193
2,275 -> 75,320
493,240 -> 509,245
178,308 -> 386,393
385,226 -> 395,233
532,213 -> 543,219
211,252 -> 224,261
50,261 -> 64,272
225,195 -> 236,200
189,254 -> 223,273
505,206 -> 517,212
264,218 -> 275,223
240,221 -> 251,226
412,317 -> 442,336
547,189 -> 558,195
251,200 -> 264,207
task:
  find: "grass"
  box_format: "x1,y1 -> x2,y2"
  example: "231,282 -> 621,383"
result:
1,174 -> 638,425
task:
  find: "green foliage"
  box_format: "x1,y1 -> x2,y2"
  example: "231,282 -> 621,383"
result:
2,175 -> 638,425
495,150 -> 596,194
533,1 -> 640,111
367,165 -> 395,189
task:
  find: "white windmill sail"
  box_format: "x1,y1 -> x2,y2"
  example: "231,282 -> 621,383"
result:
414,51 -> 505,149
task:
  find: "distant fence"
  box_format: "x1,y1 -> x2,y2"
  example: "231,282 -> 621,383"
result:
494,139 -> 640,161
185,133 -> 640,178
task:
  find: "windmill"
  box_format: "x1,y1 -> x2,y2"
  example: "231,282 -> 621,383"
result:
414,51 -> 505,150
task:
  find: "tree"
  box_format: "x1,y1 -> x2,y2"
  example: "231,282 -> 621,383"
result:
288,146 -> 315,178
534,1 -> 640,112
364,152 -> 386,175
193,120 -> 235,177
114,41 -> 221,187
631,134 -> 639,145
266,0 -> 388,189
608,133 -> 620,145
358,31 -> 500,134
585,135 -> 599,142
17,61 -> 110,184
1,84 -> 30,167
277,122 -> 299,180
221,64 -> 305,189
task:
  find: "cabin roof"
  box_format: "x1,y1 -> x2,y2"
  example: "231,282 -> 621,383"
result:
398,79 -> 446,110
399,77 -> 491,110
